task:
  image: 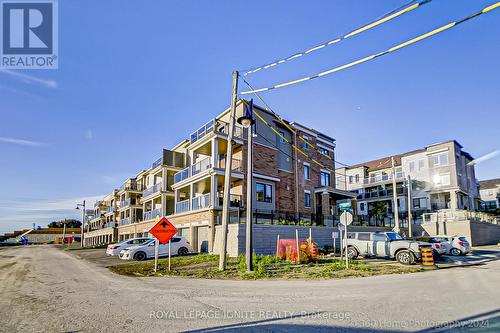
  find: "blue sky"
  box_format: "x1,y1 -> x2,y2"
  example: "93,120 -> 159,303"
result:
1,0 -> 499,234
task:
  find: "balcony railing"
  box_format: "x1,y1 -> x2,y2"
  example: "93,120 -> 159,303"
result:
357,188 -> 404,200
143,208 -> 162,221
174,157 -> 212,183
106,222 -> 115,228
190,119 -> 244,145
217,193 -> 243,207
120,183 -> 142,191
363,172 -> 404,185
176,199 -> 190,214
142,182 -> 162,197
105,206 -> 116,214
94,200 -> 103,208
119,218 -> 131,226
192,193 -> 211,211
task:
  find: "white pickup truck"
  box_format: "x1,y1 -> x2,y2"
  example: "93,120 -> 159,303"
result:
346,231 -> 430,265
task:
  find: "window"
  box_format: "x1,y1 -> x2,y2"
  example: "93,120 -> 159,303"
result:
302,135 -> 310,150
319,147 -> 329,156
432,152 -> 449,167
355,174 -> 359,183
256,182 -> 273,203
433,173 -> 451,186
413,198 -> 427,209
357,233 -> 371,241
320,171 -> 331,187
278,131 -> 286,143
418,159 -> 425,170
373,233 -> 387,241
409,162 -> 415,172
349,175 -> 353,184
303,164 -> 310,180
360,203 -> 365,211
304,191 -> 311,208
386,232 -> 403,241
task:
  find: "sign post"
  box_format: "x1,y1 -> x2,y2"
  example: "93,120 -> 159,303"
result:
339,211 -> 353,269
149,217 -> 177,272
332,231 -> 339,256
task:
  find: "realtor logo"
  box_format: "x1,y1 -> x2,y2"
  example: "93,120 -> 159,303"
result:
1,0 -> 58,69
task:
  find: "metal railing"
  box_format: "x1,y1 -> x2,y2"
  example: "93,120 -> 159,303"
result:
105,206 -> 116,214
189,119 -> 244,145
120,183 -> 142,191
217,193 -> 243,208
422,210 -> 499,224
119,218 -> 131,226
192,193 -> 211,211
357,188 -> 405,200
176,199 -> 190,214
363,172 -> 404,185
152,157 -> 163,169
142,182 -> 162,197
119,199 -> 131,209
143,208 -> 162,221
252,209 -> 326,226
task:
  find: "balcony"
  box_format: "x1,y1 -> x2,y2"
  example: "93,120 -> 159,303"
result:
176,199 -> 190,214
142,182 -> 162,198
190,119 -> 244,145
174,157 -> 242,184
217,193 -> 243,208
143,208 -> 162,221
106,222 -> 115,228
119,218 -> 131,226
357,189 -> 405,200
105,206 -> 116,214
192,193 -> 211,211
120,183 -> 142,192
363,172 -> 404,185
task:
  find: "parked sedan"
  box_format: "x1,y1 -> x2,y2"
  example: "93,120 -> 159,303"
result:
106,238 -> 153,256
119,237 -> 191,261
416,237 -> 447,256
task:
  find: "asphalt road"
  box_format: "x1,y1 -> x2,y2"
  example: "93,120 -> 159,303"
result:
0,246 -> 499,333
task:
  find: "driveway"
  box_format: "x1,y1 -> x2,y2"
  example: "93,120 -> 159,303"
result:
0,245 -> 499,332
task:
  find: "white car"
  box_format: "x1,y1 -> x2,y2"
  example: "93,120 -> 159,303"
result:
433,235 -> 472,256
106,238 -> 153,256
119,237 -> 191,261
416,237 -> 448,256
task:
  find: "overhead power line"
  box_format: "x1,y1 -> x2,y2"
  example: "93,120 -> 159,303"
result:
240,76 -> 352,168
253,109 -> 351,182
241,2 -> 500,95
241,0 -> 432,76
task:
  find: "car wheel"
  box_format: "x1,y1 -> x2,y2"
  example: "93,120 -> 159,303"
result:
396,250 -> 415,265
346,247 -> 358,260
134,251 -> 147,261
450,248 -> 462,256
177,247 -> 189,256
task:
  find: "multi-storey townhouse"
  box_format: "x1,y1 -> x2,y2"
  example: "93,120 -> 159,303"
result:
336,140 -> 481,224
479,178 -> 500,212
83,100 -> 355,252
85,191 -> 118,245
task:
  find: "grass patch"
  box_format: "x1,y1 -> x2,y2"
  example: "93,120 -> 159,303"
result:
61,243 -> 107,251
109,254 -> 424,280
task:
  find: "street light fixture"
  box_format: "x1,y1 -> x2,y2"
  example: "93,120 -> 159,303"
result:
76,200 -> 86,248
237,99 -> 255,272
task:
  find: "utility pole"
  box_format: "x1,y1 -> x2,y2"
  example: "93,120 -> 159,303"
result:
219,71 -> 239,271
407,175 -> 413,238
391,157 -> 400,233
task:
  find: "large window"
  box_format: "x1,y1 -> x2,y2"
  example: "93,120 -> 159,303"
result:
256,182 -> 273,203
303,164 -> 310,180
320,171 -> 331,187
413,198 -> 427,209
319,147 -> 329,156
278,131 -> 286,143
304,191 -> 311,208
433,173 -> 451,186
432,152 -> 449,167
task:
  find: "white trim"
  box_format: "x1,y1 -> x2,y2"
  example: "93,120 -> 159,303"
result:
304,189 -> 311,194
426,147 -> 449,155
253,173 -> 280,182
320,169 -> 331,174
277,168 -> 293,174
289,122 -> 317,137
303,162 -> 310,166
317,143 -> 333,150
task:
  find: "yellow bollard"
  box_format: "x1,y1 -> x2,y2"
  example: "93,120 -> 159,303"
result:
419,245 -> 434,267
